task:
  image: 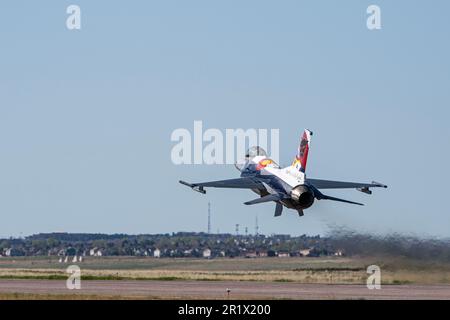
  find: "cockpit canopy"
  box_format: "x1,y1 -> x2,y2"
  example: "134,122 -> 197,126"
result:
245,146 -> 268,159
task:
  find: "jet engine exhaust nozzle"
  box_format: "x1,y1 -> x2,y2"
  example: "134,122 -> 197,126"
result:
290,185 -> 315,209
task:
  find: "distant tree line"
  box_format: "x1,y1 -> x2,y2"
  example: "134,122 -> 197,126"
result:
0,232 -> 328,258
1,231 -> 449,261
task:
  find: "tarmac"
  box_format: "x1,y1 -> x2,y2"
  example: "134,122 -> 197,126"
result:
1,279 -> 450,299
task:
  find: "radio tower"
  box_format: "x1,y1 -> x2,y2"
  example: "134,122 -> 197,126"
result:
207,202 -> 211,234
255,215 -> 259,236
235,224 -> 239,236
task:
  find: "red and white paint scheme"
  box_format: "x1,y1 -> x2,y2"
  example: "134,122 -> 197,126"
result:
292,129 -> 312,173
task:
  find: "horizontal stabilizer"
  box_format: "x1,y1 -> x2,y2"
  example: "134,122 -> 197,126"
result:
309,184 -> 364,206
244,194 -> 281,205
319,194 -> 364,206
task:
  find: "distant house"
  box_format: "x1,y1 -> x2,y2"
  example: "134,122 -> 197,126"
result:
334,250 -> 344,256
277,251 -> 290,258
153,248 -> 161,258
203,248 -> 211,258
257,251 -> 267,257
245,251 -> 257,258
4,248 -> 24,257
299,248 -> 312,257
47,248 -> 60,256
89,247 -> 103,257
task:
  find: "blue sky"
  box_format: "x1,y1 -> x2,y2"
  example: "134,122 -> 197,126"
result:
0,1 -> 449,238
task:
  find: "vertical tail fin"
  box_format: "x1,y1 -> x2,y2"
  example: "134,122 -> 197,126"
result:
292,129 -> 313,173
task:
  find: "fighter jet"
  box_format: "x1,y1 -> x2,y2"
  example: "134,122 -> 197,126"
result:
180,129 -> 387,217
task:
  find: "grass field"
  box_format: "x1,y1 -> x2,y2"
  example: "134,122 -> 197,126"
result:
1,256 -> 449,285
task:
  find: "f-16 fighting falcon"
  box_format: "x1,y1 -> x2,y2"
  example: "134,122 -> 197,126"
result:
180,129 -> 387,217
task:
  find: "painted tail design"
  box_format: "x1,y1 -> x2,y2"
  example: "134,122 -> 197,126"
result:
292,129 -> 313,173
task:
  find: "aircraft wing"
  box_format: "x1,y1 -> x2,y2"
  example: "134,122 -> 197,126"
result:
307,178 -> 387,193
179,178 -> 263,194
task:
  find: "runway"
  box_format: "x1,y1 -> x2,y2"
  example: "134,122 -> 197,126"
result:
1,279 -> 450,299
